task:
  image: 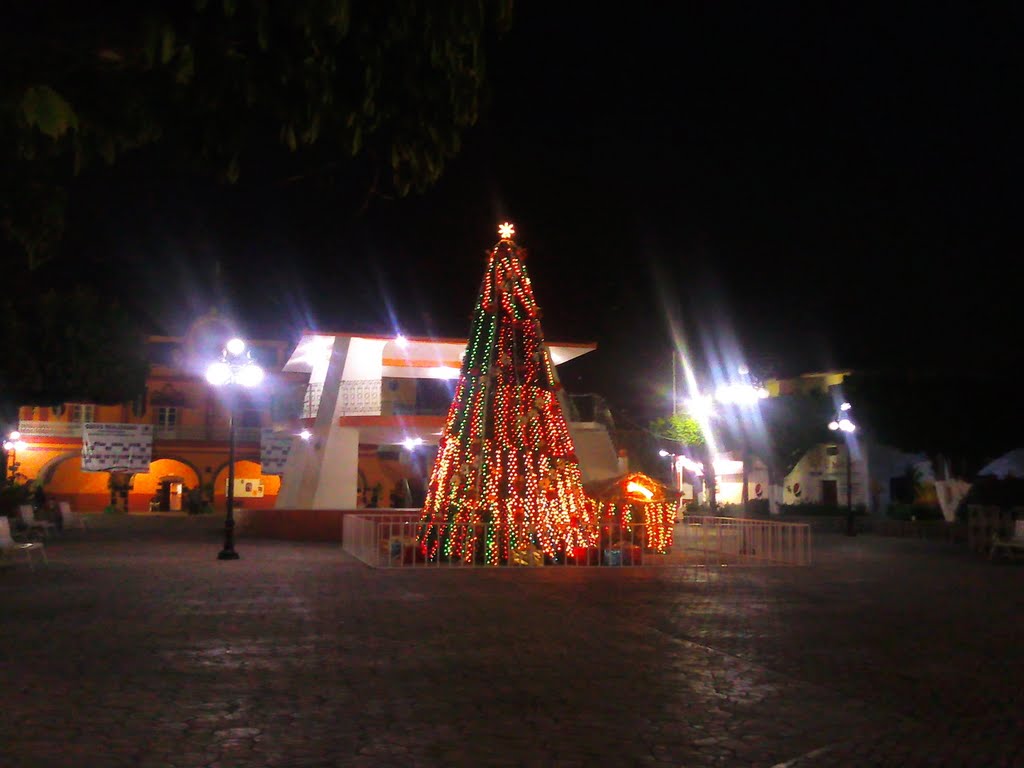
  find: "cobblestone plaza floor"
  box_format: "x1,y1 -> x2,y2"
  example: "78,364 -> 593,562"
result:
3,516 -> 1023,767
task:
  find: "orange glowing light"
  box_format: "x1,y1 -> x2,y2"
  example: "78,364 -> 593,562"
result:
626,480 -> 654,500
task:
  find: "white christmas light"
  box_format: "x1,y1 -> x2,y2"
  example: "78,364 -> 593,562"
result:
402,437 -> 425,451
498,221 -> 515,240
829,420 -> 840,431
840,402 -> 852,411
226,338 -> 246,356
9,430 -> 20,440
299,429 -> 312,441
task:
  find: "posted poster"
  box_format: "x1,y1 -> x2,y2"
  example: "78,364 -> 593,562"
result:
260,428 -> 294,475
81,423 -> 154,472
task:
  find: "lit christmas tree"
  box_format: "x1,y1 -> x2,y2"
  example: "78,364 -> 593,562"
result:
419,222 -> 600,565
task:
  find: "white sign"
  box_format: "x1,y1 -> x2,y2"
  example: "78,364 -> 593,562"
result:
227,478 -> 265,498
260,428 -> 293,475
82,423 -> 153,472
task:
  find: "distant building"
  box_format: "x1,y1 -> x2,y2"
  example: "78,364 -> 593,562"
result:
783,441 -> 934,512
13,312 -> 304,512
763,370 -> 851,397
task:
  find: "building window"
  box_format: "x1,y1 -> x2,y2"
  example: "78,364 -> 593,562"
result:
156,407 -> 178,430
69,404 -> 95,423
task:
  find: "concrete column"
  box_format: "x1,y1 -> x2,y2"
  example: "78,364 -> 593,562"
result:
276,338 -> 355,509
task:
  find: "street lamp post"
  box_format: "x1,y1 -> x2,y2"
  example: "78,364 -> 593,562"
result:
828,402 -> 857,536
3,431 -> 28,484
206,338 -> 264,560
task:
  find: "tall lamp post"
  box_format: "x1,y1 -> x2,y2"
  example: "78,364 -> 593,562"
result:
3,431 -> 28,484
828,402 -> 857,536
206,338 -> 264,560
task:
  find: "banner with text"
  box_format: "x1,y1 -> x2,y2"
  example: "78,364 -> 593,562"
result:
261,429 -> 294,475
81,423 -> 154,472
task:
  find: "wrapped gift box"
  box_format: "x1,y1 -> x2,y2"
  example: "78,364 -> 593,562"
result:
571,546 -> 600,565
603,545 -> 642,566
511,545 -> 544,566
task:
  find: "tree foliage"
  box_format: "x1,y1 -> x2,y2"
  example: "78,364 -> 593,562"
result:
1,0 -> 513,266
650,412 -> 706,449
754,392 -> 835,479
0,289 -> 149,428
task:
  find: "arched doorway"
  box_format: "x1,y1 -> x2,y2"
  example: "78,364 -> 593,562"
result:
131,459 -> 200,513
212,459 -> 281,510
44,453 -> 109,512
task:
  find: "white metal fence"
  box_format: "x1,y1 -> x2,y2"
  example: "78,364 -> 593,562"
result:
342,513 -> 812,569
674,516 -> 812,566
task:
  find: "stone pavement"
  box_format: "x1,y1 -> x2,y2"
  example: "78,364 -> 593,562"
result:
2,515 -> 1023,767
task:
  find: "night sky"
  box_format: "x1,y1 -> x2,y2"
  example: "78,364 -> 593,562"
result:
65,4 -> 1021,415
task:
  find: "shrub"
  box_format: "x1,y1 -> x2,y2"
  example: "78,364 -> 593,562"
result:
778,502 -> 867,517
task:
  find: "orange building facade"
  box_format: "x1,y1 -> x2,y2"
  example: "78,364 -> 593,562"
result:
13,314 -> 307,513
12,320 -> 601,515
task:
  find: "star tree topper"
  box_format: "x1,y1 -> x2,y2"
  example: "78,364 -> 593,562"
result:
498,221 -> 515,241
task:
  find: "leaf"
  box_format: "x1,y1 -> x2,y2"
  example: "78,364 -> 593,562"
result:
20,86 -> 78,140
161,25 -> 176,64
329,0 -> 351,36
255,0 -> 270,50
176,45 -> 195,83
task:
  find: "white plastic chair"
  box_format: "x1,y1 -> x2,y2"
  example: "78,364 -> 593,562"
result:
59,501 -> 88,532
1,516 -> 47,569
18,504 -> 57,539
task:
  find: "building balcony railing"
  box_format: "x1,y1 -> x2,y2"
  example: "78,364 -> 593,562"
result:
17,421 -> 86,437
17,421 -> 262,443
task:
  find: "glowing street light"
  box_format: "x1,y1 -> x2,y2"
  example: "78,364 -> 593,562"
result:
225,337 -> 247,356
4,431 -> 28,483
684,394 -> 716,419
713,366 -> 769,515
828,402 -> 858,536
205,339 -> 264,561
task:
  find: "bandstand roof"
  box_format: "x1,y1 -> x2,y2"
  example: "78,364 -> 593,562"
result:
283,331 -> 596,380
